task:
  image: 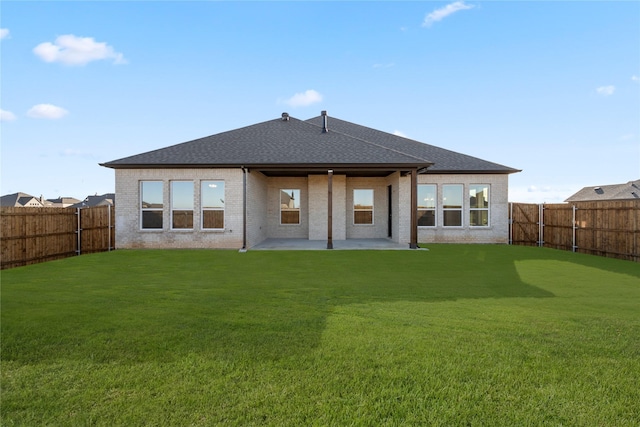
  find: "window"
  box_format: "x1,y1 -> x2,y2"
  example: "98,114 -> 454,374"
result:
171,181 -> 194,229
280,189 -> 300,225
442,184 -> 463,227
202,181 -> 225,229
353,189 -> 374,225
470,184 -> 490,227
140,181 -> 163,229
417,184 -> 436,227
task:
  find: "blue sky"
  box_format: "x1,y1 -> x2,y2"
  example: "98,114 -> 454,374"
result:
1,1 -> 638,203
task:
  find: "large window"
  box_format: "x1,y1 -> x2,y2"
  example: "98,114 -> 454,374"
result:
353,189 -> 374,225
171,181 -> 194,229
470,184 -> 490,227
280,189 -> 300,225
442,184 -> 463,227
140,181 -> 163,229
417,184 -> 436,227
202,181 -> 225,229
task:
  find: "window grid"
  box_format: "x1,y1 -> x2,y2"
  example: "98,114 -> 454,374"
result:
202,181 -> 225,230
469,184 -> 490,227
140,181 -> 163,230
442,184 -> 463,227
171,181 -> 194,230
280,189 -> 301,225
353,189 -> 374,225
417,184 -> 436,227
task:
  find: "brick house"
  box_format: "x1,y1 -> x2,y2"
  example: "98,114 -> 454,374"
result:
101,112 -> 519,249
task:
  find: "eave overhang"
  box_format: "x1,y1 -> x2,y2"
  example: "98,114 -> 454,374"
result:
100,162 -> 433,177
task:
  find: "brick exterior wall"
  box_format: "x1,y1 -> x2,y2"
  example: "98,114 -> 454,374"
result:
246,170 -> 268,248
114,168 -> 244,249
114,169 -> 510,248
308,174 -> 347,241
416,174 -> 510,244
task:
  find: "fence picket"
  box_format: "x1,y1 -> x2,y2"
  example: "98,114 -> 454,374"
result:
1,205 -> 115,269
509,200 -> 639,262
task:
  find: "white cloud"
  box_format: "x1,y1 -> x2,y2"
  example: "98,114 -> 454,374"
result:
373,62 -> 395,69
596,85 -> 615,96
0,28 -> 9,40
393,130 -> 408,138
1,109 -> 17,121
33,34 -> 126,66
282,89 -> 323,108
27,104 -> 69,119
423,1 -> 475,27
632,75 -> 639,82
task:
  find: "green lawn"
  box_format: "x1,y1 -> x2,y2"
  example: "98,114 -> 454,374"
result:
2,245 -> 639,426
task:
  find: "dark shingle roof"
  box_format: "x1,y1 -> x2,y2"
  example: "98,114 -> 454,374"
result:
0,192 -> 42,207
305,115 -> 519,173
565,180 -> 640,202
102,113 -> 519,174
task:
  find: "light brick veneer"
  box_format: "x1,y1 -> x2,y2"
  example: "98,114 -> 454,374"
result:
115,168 -> 244,249
114,169 -> 510,249
417,174 -> 510,244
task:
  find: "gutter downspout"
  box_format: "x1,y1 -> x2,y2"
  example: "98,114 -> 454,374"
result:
327,169 -> 333,249
241,167 -> 247,252
409,168 -> 419,249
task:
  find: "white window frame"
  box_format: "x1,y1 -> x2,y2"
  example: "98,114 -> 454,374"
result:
417,184 -> 437,228
170,181 -> 194,231
469,184 -> 490,227
201,181 -> 225,230
280,189 -> 301,225
140,181 -> 163,230
353,189 -> 374,225
442,184 -> 463,228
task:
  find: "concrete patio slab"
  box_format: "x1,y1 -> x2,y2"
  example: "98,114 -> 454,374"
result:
250,238 -> 426,251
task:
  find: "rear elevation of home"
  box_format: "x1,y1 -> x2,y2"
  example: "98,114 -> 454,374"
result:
101,112 -> 520,249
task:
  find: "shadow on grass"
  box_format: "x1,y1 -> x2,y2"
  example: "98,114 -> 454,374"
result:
1,246 -> 565,365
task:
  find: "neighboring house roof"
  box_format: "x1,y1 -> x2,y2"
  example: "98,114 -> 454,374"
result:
47,197 -> 81,207
565,179 -> 640,202
70,193 -> 115,208
101,112 -> 519,175
0,192 -> 44,207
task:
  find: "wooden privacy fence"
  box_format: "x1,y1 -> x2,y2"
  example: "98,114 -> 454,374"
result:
509,200 -> 640,262
0,205 -> 115,270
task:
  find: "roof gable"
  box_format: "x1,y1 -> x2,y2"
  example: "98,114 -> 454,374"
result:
102,112 -> 518,174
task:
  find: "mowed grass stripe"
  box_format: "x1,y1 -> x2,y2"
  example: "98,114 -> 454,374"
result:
2,245 -> 639,425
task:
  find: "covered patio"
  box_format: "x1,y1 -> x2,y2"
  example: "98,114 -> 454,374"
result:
249,238 -> 427,251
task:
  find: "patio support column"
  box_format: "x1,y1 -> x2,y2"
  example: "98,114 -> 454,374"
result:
327,169 -> 333,249
410,168 -> 418,249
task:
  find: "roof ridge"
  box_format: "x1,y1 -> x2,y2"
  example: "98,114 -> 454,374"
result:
306,115 -> 520,173
305,116 -> 433,165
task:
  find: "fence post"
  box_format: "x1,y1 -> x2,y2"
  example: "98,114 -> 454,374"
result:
538,204 -> 544,247
572,205 -> 577,252
108,205 -> 112,251
508,202 -> 513,245
76,208 -> 81,255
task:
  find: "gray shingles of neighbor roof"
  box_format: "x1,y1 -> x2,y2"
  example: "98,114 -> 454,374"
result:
565,179 -> 640,202
101,113 -> 519,174
305,115 -> 520,173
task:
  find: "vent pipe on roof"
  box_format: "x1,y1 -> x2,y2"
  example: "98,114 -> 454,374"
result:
282,112 -> 289,121
321,110 -> 328,133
